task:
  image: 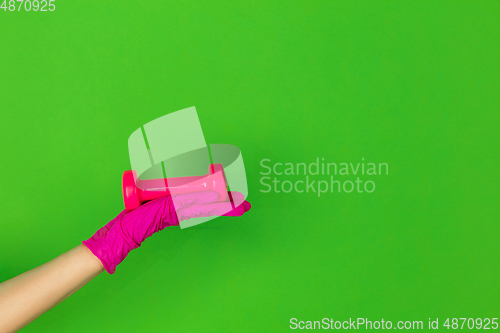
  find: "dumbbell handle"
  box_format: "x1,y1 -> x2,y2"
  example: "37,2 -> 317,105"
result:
122,163 -> 228,211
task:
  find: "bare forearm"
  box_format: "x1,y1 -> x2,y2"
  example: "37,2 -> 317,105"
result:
0,244 -> 104,333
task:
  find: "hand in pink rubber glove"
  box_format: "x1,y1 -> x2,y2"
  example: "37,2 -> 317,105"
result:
83,191 -> 251,274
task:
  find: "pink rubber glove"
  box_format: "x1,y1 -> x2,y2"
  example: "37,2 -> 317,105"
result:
83,191 -> 251,274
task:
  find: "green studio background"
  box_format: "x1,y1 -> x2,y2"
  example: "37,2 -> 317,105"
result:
1,1 -> 499,332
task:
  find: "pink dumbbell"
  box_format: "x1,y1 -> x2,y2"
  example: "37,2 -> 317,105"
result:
122,163 -> 228,211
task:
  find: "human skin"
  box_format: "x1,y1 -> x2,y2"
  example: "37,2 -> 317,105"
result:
0,191 -> 250,332
0,244 -> 104,333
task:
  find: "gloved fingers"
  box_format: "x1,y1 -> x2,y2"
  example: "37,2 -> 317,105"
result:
200,191 -> 250,214
178,201 -> 233,219
223,200 -> 251,216
172,191 -> 251,221
239,200 -> 251,212
172,190 -> 220,208
227,191 -> 249,208
174,190 -> 248,207
176,200 -> 251,221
